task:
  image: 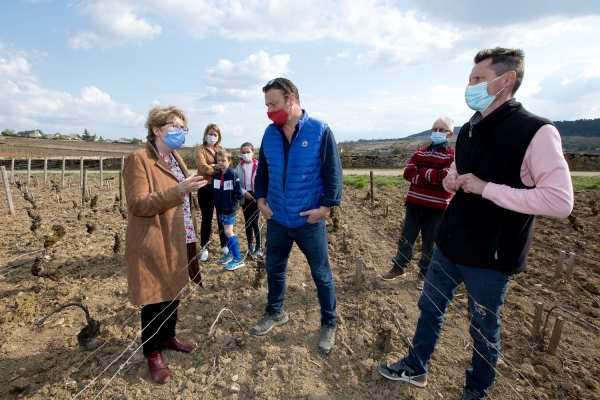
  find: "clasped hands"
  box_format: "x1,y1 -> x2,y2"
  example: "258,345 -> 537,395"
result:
443,173 -> 487,195
257,199 -> 330,223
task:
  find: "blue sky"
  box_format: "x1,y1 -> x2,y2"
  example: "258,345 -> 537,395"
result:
0,0 -> 599,148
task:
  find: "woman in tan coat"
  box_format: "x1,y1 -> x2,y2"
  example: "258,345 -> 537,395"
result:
193,124 -> 227,261
123,106 -> 207,384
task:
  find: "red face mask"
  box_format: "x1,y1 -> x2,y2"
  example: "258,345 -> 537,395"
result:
267,108 -> 289,126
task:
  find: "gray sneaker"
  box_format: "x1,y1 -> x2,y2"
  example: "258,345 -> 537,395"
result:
317,322 -> 337,354
377,358 -> 428,387
251,247 -> 263,259
461,386 -> 486,399
250,311 -> 289,336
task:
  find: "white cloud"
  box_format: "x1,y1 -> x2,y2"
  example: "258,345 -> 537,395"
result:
66,0 -> 460,69
325,50 -> 351,65
0,42 -> 144,137
200,50 -> 291,102
410,0 -> 600,26
68,0 -> 162,49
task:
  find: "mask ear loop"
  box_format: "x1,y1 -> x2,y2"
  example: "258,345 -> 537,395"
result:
493,86 -> 506,97
490,73 -> 508,96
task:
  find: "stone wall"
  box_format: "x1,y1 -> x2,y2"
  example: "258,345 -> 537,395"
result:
563,153 -> 600,171
341,153 -> 600,171
340,154 -> 410,168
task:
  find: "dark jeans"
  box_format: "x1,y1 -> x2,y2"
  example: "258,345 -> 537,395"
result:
403,248 -> 511,396
242,192 -> 262,250
141,300 -> 179,356
392,203 -> 443,272
197,187 -> 225,248
265,219 -> 337,325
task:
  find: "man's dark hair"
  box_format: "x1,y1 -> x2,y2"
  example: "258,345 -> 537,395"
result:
262,77 -> 300,104
474,47 -> 525,95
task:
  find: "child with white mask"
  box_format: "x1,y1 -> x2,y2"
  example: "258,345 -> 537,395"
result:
235,142 -> 263,258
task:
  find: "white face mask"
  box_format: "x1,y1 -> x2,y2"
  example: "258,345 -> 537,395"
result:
241,153 -> 253,161
206,135 -> 218,145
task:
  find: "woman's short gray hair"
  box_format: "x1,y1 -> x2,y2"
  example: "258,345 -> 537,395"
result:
435,117 -> 454,133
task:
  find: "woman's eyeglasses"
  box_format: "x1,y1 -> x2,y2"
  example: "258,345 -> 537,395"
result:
163,121 -> 189,134
431,128 -> 450,133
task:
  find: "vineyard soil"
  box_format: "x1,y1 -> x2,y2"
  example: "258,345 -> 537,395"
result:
0,176 -> 599,399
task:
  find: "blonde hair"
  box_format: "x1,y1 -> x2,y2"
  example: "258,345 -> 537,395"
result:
145,106 -> 188,140
216,148 -> 231,161
203,123 -> 222,146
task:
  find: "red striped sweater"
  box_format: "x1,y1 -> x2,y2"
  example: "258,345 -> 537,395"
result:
404,143 -> 455,211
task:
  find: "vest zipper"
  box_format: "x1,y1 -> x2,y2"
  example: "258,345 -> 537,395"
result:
469,124 -> 473,138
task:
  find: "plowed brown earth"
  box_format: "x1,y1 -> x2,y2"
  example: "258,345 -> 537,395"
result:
0,176 -> 599,399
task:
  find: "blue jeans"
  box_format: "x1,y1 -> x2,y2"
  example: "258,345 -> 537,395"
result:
404,248 -> 511,395
265,219 -> 337,325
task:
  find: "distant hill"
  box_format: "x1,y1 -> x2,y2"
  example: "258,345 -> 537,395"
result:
554,119 -> 600,137
337,118 -> 600,154
404,118 -> 600,139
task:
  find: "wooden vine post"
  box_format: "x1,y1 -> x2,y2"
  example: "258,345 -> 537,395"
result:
81,169 -> 87,211
10,158 -> 15,183
61,157 -> 66,187
531,302 -> 543,342
119,156 -> 125,208
79,157 -> 84,188
27,157 -> 32,183
355,256 -> 363,291
547,316 -> 565,356
99,157 -> 103,187
43,158 -> 48,186
1,166 -> 15,215
370,171 -> 374,205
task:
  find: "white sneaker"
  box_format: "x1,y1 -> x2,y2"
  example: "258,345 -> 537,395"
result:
220,246 -> 229,255
200,249 -> 209,262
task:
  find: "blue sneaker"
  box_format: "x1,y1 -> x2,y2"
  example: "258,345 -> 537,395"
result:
224,259 -> 245,271
219,254 -> 233,265
377,359 -> 427,387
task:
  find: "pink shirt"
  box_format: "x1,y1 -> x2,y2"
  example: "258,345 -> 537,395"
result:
446,124 -> 574,218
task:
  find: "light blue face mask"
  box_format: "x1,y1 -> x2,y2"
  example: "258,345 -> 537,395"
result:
465,73 -> 506,113
430,132 -> 447,145
163,129 -> 186,150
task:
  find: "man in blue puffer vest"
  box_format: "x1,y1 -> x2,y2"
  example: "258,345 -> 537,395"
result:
250,77 -> 343,355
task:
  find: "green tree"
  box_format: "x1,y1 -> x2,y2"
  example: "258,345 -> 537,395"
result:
82,128 -> 91,141
131,138 -> 144,145
1,128 -> 16,136
98,135 -> 105,142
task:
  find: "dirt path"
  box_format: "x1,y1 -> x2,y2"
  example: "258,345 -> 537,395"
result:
0,178 -> 599,399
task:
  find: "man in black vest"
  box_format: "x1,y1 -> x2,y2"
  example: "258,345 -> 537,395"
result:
378,47 -> 574,399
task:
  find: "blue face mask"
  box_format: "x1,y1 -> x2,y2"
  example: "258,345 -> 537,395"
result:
162,129 -> 186,150
430,132 -> 447,145
465,73 -> 506,112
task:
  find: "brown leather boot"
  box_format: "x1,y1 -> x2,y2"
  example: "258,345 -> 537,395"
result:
147,351 -> 170,384
160,336 -> 195,353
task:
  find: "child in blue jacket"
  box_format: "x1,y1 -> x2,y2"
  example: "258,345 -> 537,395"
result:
212,149 -> 245,271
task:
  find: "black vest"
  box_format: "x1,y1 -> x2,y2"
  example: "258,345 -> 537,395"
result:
434,100 -> 552,275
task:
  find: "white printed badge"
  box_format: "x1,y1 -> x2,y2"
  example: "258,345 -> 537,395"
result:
223,180 -> 233,190
213,180 -> 220,189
